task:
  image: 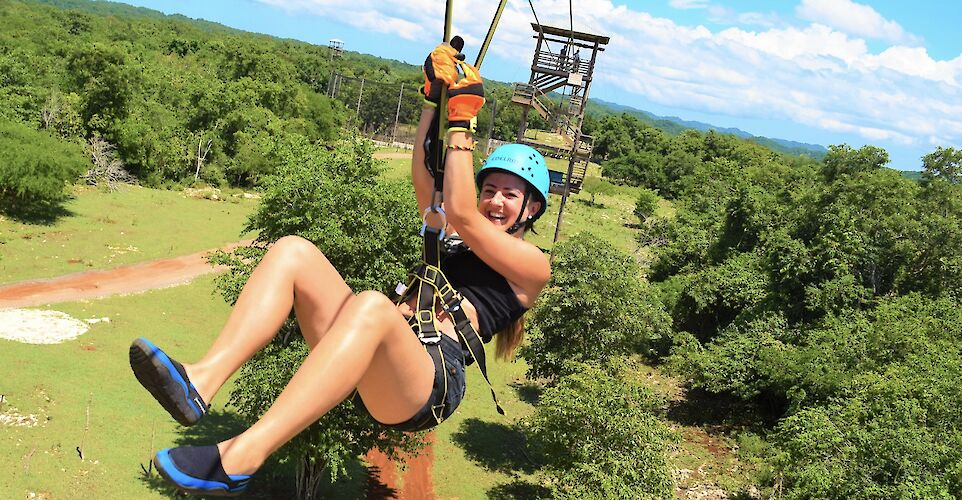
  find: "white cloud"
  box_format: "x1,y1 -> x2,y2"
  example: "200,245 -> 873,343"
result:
257,0 -> 441,41
255,0 -> 962,152
796,0 -> 922,46
669,0 -> 709,9
707,6 -> 782,29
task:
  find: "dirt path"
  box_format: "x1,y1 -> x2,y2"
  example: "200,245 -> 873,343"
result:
366,433 -> 435,499
0,240 -> 253,309
0,239 -> 437,497
373,151 -> 413,160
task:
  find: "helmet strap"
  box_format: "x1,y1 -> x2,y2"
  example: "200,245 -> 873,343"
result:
506,190 -> 532,234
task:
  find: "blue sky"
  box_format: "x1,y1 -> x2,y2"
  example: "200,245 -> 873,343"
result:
113,0 -> 961,171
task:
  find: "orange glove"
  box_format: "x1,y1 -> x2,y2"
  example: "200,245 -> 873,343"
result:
447,59 -> 485,133
420,43 -> 461,107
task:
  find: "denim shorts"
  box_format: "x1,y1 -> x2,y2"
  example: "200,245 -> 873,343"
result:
355,334 -> 466,432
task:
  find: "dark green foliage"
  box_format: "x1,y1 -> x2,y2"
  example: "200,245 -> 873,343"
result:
644,138 -> 962,495
243,136 -> 420,292
0,119 -> 86,220
523,360 -> 676,499
209,137 -> 422,493
633,187 -> 660,222
0,0 -> 347,188
522,232 -> 670,380
774,356 -> 962,499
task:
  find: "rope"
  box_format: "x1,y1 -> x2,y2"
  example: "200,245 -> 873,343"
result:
527,0 -> 551,52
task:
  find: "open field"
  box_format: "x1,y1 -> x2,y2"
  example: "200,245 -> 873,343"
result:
0,186 -> 256,285
0,272 -> 537,498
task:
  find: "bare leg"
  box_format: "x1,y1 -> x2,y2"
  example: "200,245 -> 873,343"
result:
185,236 -> 354,402
215,291 -> 435,474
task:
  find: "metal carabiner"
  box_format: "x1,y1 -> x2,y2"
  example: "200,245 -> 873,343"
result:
421,203 -> 447,241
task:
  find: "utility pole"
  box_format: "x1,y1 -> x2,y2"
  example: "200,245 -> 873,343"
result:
352,78 -> 365,130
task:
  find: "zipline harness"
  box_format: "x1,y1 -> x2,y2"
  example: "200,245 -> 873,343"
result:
392,0 -> 510,426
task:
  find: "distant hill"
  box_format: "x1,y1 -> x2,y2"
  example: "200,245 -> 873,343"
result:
589,98 -> 828,159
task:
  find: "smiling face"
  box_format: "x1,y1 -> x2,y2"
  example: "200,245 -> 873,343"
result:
477,171 -> 543,232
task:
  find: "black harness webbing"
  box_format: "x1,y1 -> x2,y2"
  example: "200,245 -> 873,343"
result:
393,0 -> 508,426
397,225 -> 505,417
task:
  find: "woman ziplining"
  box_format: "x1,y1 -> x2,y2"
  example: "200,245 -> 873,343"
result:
125,37 -> 551,496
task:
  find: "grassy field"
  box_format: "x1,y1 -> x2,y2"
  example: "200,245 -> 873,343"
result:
0,185 -> 256,285
0,272 -> 537,498
0,275 -> 235,498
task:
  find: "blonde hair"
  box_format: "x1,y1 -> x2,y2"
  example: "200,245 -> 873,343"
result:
494,315 -> 525,360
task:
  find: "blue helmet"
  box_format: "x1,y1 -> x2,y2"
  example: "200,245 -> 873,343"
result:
476,144 -> 550,222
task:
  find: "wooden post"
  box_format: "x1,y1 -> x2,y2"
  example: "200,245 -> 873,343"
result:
354,78 -> 365,128
392,83 -> 404,146
552,130 -> 581,244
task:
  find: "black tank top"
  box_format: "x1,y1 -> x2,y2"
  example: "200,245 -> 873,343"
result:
441,250 -> 527,342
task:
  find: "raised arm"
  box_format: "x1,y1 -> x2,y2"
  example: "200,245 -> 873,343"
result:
414,43 -> 549,304
443,132 -> 549,305
411,107 -> 437,214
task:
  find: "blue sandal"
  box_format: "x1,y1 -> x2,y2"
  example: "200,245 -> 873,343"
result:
129,337 -> 209,426
154,445 -> 252,496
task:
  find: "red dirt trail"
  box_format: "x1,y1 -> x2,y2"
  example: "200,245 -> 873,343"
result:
0,240 -> 253,309
366,433 -> 436,499
0,239 -> 436,497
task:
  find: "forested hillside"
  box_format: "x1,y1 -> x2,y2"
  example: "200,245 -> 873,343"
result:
3,0 -> 962,498
2,0 -> 826,214
603,110 -> 962,496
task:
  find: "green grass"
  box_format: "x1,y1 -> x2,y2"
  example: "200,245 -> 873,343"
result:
523,129 -> 571,148
0,274 -> 235,499
0,185 -> 256,285
432,351 -> 540,499
0,272 -> 538,498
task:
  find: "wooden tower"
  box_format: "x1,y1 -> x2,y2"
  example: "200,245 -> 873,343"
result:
328,39 -> 344,59
511,24 -> 608,195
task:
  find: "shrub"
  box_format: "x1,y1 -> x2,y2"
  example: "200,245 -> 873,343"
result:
773,390 -> 962,499
0,119 -> 86,220
634,187 -> 660,222
523,232 -> 671,380
210,135 -> 423,495
523,360 -> 676,499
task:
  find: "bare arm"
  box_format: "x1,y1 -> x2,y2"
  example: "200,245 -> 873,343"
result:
444,131 -> 550,306
411,107 -> 437,214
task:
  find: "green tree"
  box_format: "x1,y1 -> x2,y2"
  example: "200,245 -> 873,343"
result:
0,119 -> 86,221
523,360 -> 676,499
523,232 -> 670,380
210,136 -> 423,495
67,42 -> 140,133
821,144 -> 889,182
634,187 -> 660,222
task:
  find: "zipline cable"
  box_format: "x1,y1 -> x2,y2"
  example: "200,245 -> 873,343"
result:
475,0 -> 509,68
527,0 -> 550,52
433,0 -> 456,199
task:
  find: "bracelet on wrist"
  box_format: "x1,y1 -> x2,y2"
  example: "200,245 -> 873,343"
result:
447,140 -> 477,152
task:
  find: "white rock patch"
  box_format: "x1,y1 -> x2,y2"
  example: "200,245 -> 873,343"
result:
0,309 -> 91,344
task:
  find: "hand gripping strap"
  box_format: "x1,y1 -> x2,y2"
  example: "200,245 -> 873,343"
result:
423,109 -> 445,193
